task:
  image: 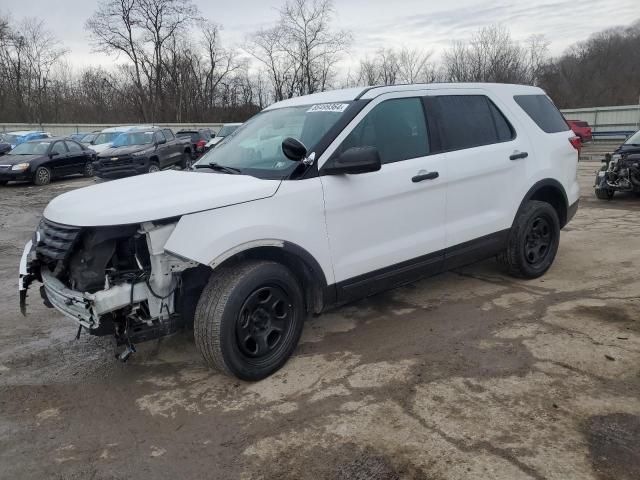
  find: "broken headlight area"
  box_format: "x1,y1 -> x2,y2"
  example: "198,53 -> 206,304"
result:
597,153 -> 640,193
22,218 -> 209,359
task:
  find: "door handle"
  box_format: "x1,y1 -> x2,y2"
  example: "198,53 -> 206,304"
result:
510,151 -> 528,161
412,171 -> 439,183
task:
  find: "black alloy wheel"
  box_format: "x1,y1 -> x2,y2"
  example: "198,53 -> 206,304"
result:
236,285 -> 293,359
524,216 -> 553,266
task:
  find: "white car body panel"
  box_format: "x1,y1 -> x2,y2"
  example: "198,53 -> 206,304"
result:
43,170 -> 281,227
165,178 -> 335,285
205,136 -> 223,149
316,89 -> 447,282
427,87 -> 531,248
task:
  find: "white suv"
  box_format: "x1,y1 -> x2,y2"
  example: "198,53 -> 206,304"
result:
19,83 -> 580,380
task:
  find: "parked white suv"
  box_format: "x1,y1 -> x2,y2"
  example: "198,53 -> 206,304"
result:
19,83 -> 579,380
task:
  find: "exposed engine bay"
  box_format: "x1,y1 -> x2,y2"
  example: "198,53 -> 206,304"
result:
595,152 -> 640,199
20,219 -> 209,360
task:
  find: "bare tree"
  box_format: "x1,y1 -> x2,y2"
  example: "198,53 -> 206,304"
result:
397,47 -> 435,84
443,25 -> 528,83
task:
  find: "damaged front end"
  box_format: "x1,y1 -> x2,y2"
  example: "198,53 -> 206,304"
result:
19,219 -> 208,360
595,152 -> 640,198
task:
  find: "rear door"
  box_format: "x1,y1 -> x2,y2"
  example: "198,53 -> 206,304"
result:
425,90 -> 530,266
64,140 -> 87,173
319,92 -> 448,299
48,141 -> 72,176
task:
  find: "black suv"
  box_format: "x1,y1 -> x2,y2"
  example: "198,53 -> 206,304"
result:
94,128 -> 192,179
176,129 -> 213,158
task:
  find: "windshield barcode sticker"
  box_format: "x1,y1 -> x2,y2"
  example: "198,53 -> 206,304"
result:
307,103 -> 349,113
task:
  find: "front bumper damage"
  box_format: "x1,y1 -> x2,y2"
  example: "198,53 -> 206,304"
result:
19,221 -> 199,356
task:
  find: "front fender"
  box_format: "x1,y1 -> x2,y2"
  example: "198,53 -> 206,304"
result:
164,178 -> 335,285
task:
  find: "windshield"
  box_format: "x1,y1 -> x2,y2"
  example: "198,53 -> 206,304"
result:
625,130 -> 640,145
218,125 -> 240,137
112,131 -> 154,147
3,134 -> 20,144
11,141 -> 50,155
194,104 -> 350,178
81,133 -> 97,143
94,132 -> 122,145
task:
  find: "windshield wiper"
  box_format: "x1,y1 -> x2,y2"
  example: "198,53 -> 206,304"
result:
194,162 -> 241,174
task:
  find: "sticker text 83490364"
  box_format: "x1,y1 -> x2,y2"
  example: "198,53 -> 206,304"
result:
307,103 -> 349,113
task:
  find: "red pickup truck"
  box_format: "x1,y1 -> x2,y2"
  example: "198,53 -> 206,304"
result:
566,120 -> 592,143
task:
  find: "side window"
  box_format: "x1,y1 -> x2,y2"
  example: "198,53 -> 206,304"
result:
338,97 -> 429,164
155,131 -> 166,143
432,95 -> 513,151
162,129 -> 174,140
51,142 -> 67,155
513,94 -> 570,133
65,141 -> 82,153
488,101 -> 515,142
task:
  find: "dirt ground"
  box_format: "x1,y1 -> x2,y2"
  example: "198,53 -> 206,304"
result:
1,160 -> 639,480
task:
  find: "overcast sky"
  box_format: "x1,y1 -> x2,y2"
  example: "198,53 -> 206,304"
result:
2,0 -> 639,70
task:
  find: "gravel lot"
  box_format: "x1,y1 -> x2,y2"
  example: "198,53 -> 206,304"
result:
1,159 -> 639,480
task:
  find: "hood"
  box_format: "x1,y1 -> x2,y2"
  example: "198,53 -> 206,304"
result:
0,154 -> 43,165
44,170 -> 281,227
91,143 -> 114,154
99,144 -> 150,157
616,143 -> 640,155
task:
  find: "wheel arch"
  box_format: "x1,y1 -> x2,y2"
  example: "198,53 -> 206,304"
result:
208,240 -> 331,315
516,179 -> 569,228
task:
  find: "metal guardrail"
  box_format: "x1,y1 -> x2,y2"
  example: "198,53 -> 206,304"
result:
0,123 -> 225,137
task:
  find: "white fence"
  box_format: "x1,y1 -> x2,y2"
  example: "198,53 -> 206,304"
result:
0,123 -> 224,137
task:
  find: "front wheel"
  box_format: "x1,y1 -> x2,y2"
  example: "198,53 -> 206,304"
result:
595,188 -> 614,200
147,162 -> 160,173
194,260 -> 305,381
497,200 -> 560,279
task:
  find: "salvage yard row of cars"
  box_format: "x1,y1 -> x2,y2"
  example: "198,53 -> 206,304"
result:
0,123 -> 242,185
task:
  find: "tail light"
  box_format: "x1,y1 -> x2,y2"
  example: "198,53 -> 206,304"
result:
196,140 -> 206,151
569,136 -> 582,151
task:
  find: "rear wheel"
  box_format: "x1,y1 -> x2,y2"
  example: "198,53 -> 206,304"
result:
182,151 -> 193,169
83,161 -> 94,177
33,166 -> 51,186
497,200 -> 560,279
194,260 -> 305,381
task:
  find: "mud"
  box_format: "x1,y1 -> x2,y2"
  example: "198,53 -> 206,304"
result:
0,163 -> 639,479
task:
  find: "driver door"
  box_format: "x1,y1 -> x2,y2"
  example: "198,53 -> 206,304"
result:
318,93 -> 448,301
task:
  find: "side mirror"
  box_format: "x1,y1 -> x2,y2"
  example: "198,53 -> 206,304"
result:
321,146 -> 382,175
157,138 -> 166,145
49,152 -> 59,158
282,137 -> 307,161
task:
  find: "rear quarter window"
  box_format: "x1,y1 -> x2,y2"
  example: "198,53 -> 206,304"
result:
514,95 -> 570,133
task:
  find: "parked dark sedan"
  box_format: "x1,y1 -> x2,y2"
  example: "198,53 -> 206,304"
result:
0,137 -> 96,186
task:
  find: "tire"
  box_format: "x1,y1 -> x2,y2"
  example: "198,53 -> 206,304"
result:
194,260 -> 305,381
497,200 -> 560,279
0,180 -> 7,186
182,151 -> 193,170
595,188 -> 614,200
147,161 -> 160,173
83,162 -> 95,177
33,166 -> 51,186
